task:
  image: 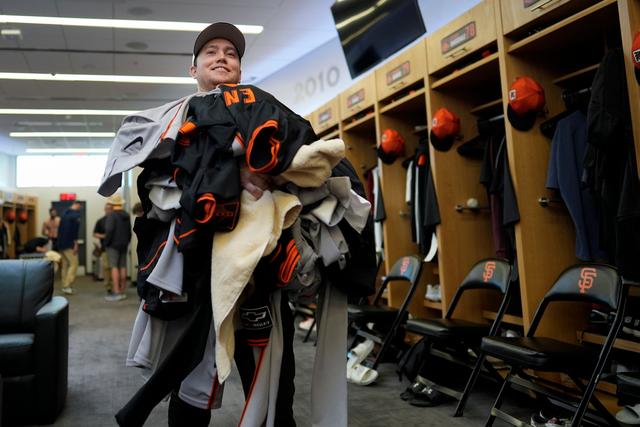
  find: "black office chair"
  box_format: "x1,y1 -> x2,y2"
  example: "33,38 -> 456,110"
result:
402,258 -> 513,416
481,264 -> 627,427
348,255 -> 423,370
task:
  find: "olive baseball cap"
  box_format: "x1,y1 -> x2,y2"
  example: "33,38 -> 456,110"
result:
193,22 -> 246,59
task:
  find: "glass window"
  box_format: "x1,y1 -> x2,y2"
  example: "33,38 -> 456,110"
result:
16,155 -> 108,187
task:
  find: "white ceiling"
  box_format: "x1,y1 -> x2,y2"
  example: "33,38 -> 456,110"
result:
0,0 -> 338,153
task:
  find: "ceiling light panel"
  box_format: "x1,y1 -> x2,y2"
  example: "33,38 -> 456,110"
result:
0,72 -> 194,84
11,131 -> 115,137
0,15 -> 263,33
0,109 -> 135,115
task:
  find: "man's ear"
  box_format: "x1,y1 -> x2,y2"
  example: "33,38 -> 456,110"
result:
189,65 -> 197,79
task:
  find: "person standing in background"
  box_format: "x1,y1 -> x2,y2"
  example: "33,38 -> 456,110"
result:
42,208 -> 61,250
57,202 -> 82,295
93,203 -> 114,295
104,194 -> 131,302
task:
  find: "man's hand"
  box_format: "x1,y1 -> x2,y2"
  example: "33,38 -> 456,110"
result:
73,241 -> 79,255
240,163 -> 273,199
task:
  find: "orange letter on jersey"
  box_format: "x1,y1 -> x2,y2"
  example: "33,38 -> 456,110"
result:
224,90 -> 240,106
240,88 -> 256,104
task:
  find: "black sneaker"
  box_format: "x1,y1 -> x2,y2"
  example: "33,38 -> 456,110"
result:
400,381 -> 427,401
408,387 -> 446,407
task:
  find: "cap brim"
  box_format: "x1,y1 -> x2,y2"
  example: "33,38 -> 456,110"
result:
194,22 -> 246,58
429,130 -> 455,152
507,105 -> 537,131
376,145 -> 398,164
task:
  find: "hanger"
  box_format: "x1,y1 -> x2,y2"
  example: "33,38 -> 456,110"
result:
539,86 -> 591,139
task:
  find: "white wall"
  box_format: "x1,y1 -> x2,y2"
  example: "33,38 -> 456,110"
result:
18,186 -> 118,274
0,153 -> 16,189
258,0 -> 482,115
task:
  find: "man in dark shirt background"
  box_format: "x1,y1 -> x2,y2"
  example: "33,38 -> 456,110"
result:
93,203 -> 114,295
104,194 -> 131,302
57,201 -> 82,295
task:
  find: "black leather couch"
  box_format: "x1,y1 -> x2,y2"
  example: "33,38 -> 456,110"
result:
0,260 -> 68,425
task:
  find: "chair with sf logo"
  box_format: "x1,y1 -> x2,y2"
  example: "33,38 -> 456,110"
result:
481,264 -> 628,427
400,258 -> 514,416
347,255 -> 424,371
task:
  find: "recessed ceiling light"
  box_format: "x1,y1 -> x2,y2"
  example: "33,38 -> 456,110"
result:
0,28 -> 22,38
0,109 -> 136,115
126,41 -> 148,50
25,148 -> 110,154
127,7 -> 153,17
0,15 -> 263,33
0,72 -> 194,84
11,131 -> 116,137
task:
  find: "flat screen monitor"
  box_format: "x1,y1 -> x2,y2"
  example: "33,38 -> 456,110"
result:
331,0 -> 426,78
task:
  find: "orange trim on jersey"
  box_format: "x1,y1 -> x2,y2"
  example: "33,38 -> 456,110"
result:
173,235 -> 179,245
140,241 -> 167,271
246,120 -> 280,174
238,347 -> 267,427
206,373 -> 219,410
160,103 -> 183,140
179,121 -> 197,135
173,167 -> 180,182
268,243 -> 282,263
178,228 -> 197,239
219,83 -> 238,88
195,193 -> 217,224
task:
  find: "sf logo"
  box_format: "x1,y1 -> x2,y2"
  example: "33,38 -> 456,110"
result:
483,261 -> 496,282
578,268 -> 598,294
399,257 -> 411,275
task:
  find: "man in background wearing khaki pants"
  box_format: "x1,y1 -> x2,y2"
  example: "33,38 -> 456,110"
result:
57,201 -> 82,295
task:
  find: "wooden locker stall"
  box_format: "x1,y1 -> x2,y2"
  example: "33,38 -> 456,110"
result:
339,73 -> 378,186
311,96 -> 341,140
618,0 -> 640,176
497,0 -> 621,341
425,0 -> 509,323
0,190 -> 38,259
496,0 -> 637,413
374,39 -> 438,318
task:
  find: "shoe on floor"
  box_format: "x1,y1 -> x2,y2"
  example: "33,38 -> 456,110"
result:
408,387 -> 446,407
400,381 -> 428,401
62,287 -> 75,295
530,410 -> 572,426
299,317 -> 315,331
117,293 -> 128,301
105,293 -> 122,302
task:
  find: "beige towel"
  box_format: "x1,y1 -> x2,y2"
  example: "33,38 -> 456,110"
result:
278,139 -> 345,187
212,190 -> 301,382
212,137 -> 345,382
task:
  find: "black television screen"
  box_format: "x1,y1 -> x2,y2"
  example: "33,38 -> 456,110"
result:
331,0 -> 426,78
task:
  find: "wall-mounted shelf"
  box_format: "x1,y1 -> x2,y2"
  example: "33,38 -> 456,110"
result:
482,310 -> 524,327
470,98 -> 503,116
431,53 -> 499,92
508,0 -> 617,55
577,330 -> 640,354
342,112 -> 376,133
379,87 -> 426,115
424,300 -> 443,311
552,64 -> 600,88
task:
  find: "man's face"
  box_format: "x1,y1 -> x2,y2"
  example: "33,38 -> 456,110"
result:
189,38 -> 241,92
71,202 -> 81,211
104,204 -> 113,214
50,209 -> 57,218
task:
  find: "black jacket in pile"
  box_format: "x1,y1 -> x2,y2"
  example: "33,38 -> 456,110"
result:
171,85 -> 317,251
